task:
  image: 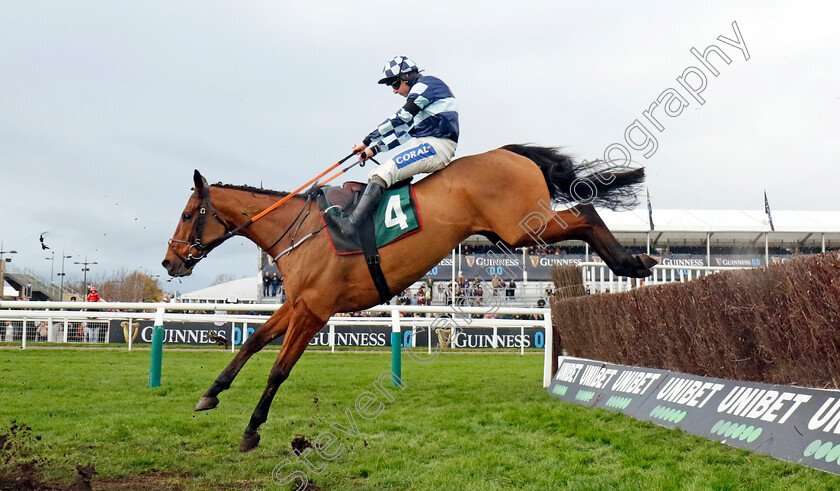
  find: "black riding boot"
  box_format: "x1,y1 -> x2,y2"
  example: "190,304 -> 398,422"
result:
333,181 -> 384,236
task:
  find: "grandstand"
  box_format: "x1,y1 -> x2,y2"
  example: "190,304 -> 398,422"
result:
599,208 -> 840,259
1,265 -> 64,301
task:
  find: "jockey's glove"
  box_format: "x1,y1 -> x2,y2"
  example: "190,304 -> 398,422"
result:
360,144 -> 381,167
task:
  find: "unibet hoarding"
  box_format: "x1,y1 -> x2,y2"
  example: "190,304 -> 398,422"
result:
548,356 -> 840,475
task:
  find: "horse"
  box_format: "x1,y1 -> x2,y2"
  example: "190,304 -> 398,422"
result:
161,144 -> 657,452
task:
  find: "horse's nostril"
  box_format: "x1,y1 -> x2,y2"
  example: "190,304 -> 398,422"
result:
162,259 -> 170,270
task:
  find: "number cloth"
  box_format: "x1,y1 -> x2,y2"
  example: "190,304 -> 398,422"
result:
321,183 -> 421,254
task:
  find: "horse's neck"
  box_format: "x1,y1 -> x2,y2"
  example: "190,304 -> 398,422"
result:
212,187 -> 310,254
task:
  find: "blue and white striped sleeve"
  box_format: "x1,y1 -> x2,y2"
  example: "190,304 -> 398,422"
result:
363,84 -> 430,151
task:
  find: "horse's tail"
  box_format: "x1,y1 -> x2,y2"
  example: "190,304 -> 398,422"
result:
500,144 -> 644,210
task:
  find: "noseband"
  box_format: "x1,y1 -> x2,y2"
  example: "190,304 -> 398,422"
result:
168,191 -> 234,269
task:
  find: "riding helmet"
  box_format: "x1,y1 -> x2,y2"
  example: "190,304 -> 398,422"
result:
378,56 -> 420,85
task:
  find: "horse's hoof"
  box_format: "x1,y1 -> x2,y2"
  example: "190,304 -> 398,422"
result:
637,254 -> 658,270
632,254 -> 658,277
194,396 -> 219,411
239,432 -> 260,453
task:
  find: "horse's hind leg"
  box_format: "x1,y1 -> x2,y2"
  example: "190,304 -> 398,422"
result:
195,302 -> 293,411
240,300 -> 325,452
537,204 -> 656,278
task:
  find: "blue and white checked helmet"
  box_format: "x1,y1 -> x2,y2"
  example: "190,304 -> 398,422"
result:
377,56 -> 420,84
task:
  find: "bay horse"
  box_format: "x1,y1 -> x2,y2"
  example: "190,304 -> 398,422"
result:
161,144 -> 656,452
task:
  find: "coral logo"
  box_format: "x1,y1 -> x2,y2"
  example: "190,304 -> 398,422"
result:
394,144 -> 436,168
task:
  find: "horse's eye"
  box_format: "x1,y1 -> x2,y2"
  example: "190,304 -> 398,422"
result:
182,213 -> 193,222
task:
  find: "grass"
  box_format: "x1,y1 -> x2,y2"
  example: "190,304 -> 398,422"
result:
1,349 -> 839,489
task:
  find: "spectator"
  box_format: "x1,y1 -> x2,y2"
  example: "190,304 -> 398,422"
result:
85,286 -> 101,343
53,320 -> 63,342
63,296 -> 77,341
262,271 -> 271,297
86,286 -> 101,302
537,297 -> 546,308
36,321 -> 49,342
506,278 -> 517,300
271,272 -> 282,297
492,274 -> 504,297
425,275 -> 434,291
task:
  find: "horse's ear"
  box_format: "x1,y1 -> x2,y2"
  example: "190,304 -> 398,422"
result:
193,170 -> 207,197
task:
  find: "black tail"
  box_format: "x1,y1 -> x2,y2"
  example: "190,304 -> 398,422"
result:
501,144 -> 645,210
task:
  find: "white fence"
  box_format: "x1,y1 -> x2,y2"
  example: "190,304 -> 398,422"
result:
580,262 -> 751,294
1,318 -> 110,344
0,301 -> 554,388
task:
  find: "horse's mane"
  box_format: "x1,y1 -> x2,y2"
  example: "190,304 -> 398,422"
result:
212,182 -> 296,198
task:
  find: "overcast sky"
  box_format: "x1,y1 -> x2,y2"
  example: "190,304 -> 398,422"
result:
1,1 -> 838,293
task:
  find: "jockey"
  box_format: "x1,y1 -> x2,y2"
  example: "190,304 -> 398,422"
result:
331,56 -> 459,236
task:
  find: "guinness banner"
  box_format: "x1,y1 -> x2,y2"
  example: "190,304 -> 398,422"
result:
108,319 -> 543,349
423,254 -> 792,281
425,254 -> 586,281
262,252 -> 788,283
548,356 -> 840,475
108,320 -> 255,346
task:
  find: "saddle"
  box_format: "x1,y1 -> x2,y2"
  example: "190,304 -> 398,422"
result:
323,178 -> 413,215
323,182 -> 365,214
317,178 -> 416,305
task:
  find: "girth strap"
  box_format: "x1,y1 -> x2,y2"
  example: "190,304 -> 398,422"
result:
358,215 -> 392,304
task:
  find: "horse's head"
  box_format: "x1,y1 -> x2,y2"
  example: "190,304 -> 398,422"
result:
162,170 -> 233,277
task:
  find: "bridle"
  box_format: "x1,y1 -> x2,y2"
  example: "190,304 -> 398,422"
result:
167,189 -> 235,271
167,186 -> 319,271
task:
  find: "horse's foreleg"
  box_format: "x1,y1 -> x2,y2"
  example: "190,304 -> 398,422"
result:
195,302 -> 293,411
239,300 -> 325,452
543,205 -> 657,278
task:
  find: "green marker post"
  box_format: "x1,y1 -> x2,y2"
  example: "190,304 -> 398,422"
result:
390,309 -> 402,386
148,307 -> 165,388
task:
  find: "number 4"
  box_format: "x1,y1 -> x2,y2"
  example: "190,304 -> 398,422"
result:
384,194 -> 409,230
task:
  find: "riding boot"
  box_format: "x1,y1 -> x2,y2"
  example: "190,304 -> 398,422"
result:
333,181 -> 385,236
